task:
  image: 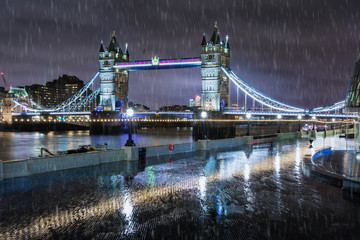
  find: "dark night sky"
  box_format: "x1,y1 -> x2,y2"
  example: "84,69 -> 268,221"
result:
1,0 -> 360,109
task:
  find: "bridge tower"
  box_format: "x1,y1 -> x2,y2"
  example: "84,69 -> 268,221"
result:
201,22 -> 230,111
99,31 -> 129,111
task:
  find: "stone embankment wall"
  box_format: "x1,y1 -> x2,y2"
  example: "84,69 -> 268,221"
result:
0,131 -> 318,180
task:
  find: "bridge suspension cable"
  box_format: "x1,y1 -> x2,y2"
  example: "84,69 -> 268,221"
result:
68,87 -> 101,111
29,99 -> 50,110
311,100 -> 345,112
223,67 -> 345,113
222,67 -> 305,112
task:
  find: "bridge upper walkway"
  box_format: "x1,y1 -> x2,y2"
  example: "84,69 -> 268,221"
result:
114,57 -> 201,71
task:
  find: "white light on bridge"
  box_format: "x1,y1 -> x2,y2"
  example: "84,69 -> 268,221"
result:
277,114 -> 282,119
297,115 -> 302,120
246,113 -> 252,119
312,116 -> 316,120
126,108 -> 134,118
332,118 -> 335,122
201,111 -> 208,119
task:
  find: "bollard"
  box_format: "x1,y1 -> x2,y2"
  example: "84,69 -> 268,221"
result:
309,139 -> 314,148
0,160 -> 3,200
0,160 -> 3,181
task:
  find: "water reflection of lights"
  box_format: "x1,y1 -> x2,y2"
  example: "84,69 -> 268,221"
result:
273,150 -> 283,214
198,176 -> 207,201
122,191 -> 134,232
146,166 -> 156,188
243,160 -> 254,211
216,195 -> 227,216
122,194 -> 133,219
244,163 -> 250,181
274,153 -> 281,176
294,142 -> 301,182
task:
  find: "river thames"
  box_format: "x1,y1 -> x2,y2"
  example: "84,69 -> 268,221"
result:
0,128 -> 192,161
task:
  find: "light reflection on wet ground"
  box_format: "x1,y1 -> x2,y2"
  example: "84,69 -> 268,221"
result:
0,135 -> 360,239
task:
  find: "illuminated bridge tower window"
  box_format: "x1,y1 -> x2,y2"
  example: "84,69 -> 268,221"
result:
201,22 -> 230,111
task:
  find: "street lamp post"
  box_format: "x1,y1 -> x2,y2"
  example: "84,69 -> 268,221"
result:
297,115 -> 302,131
246,113 -> 251,136
277,114 -> 282,133
312,116 -> 316,133
201,111 -> 208,139
125,108 -> 136,146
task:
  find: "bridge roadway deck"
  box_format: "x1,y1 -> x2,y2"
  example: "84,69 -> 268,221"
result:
11,110 -> 359,119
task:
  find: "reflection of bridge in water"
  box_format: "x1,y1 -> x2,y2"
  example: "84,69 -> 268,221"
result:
2,23 -> 356,133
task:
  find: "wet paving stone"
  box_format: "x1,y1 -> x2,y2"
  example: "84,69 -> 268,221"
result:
0,136 -> 360,239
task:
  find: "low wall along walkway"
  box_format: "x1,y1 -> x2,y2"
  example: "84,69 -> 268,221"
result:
0,131 -> 324,180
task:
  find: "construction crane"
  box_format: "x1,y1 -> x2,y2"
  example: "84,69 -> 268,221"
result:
0,72 -> 8,90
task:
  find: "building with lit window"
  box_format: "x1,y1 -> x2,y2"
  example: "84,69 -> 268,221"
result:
26,75 -> 88,108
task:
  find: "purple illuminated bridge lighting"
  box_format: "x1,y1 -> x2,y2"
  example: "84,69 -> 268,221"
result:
114,57 -> 201,71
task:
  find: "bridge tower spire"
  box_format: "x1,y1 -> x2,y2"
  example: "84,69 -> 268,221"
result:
98,31 -> 129,111
201,22 -> 230,111
99,35 -> 116,111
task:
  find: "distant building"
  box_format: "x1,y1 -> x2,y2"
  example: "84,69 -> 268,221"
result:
189,99 -> 195,107
189,96 -> 201,108
1,88 -> 29,123
195,95 -> 201,107
133,104 -> 150,112
0,86 -> 5,104
26,75 -> 88,108
159,105 -> 190,112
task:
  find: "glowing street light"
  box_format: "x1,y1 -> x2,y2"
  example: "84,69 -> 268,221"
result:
201,111 -> 208,119
297,115 -> 302,120
124,108 -> 136,146
277,114 -> 282,120
246,113 -> 251,119
201,111 -> 207,139
127,108 -> 134,118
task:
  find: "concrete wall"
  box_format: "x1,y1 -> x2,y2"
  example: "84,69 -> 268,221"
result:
0,132 -> 300,180
145,142 -> 197,158
300,128 -> 353,138
3,160 -> 29,179
208,137 -> 246,149
2,149 -> 126,179
276,132 -> 299,141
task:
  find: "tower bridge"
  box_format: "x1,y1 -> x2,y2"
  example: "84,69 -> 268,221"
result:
3,22 -> 356,127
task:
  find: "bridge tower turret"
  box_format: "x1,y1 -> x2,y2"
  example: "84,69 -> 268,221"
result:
114,43 -> 130,110
201,22 -> 230,111
99,31 -> 129,111
99,32 -> 117,111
